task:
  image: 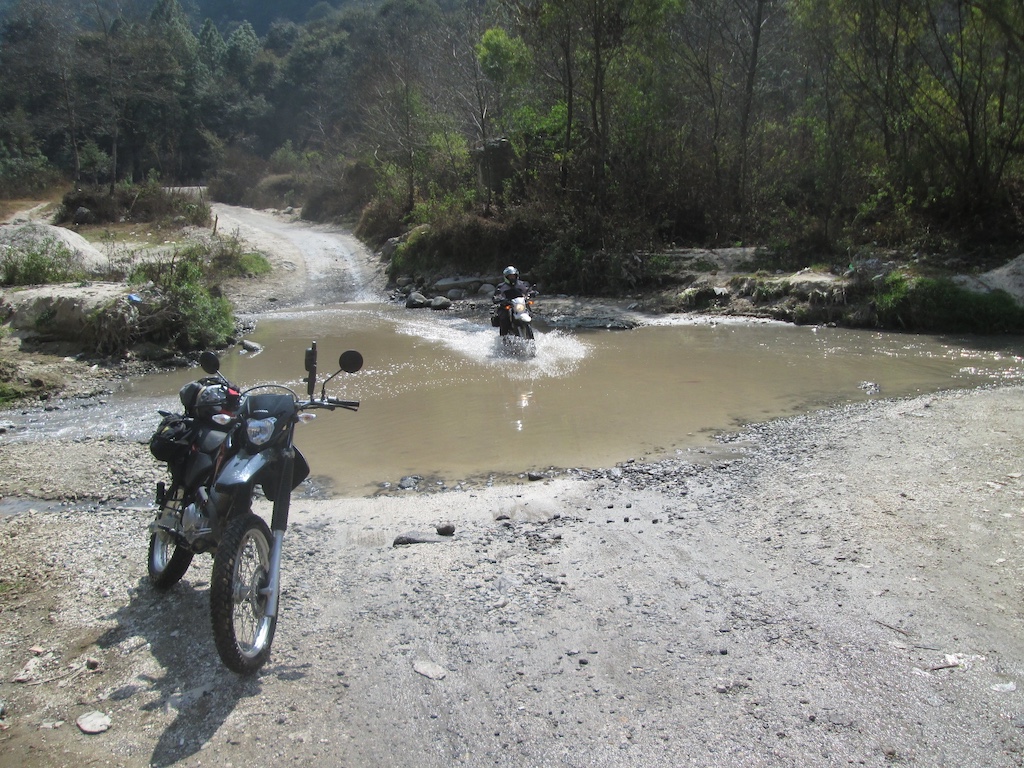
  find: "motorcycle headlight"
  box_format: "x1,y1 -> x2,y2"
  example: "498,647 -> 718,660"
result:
247,417 -> 277,446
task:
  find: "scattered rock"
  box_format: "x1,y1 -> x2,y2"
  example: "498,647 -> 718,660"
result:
393,531 -> 447,546
413,660 -> 448,680
75,711 -> 111,734
405,292 -> 429,309
398,475 -> 421,490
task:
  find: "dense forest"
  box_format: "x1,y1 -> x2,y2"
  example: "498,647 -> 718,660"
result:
1,0 -> 1023,292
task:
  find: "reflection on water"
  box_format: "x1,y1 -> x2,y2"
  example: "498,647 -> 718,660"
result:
9,303 -> 1024,496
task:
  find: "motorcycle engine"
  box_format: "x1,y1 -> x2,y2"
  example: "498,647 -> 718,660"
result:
181,502 -> 210,537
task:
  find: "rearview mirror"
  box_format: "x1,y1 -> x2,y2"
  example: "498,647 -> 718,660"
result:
339,350 -> 363,373
199,351 -> 220,374
304,342 -> 318,397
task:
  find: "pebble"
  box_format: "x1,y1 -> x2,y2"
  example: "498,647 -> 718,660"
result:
413,660 -> 448,680
76,711 -> 112,734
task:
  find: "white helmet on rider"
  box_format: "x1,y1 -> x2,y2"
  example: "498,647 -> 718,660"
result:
503,265 -> 519,284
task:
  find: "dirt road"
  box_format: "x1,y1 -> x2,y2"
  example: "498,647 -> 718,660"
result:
212,204 -> 383,309
2,208 -> 1024,767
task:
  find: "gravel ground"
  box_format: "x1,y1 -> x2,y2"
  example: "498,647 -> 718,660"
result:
2,385 -> 1024,767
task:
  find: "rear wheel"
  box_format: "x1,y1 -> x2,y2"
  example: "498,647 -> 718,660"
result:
210,513 -> 277,673
148,532 -> 194,589
148,485 -> 194,589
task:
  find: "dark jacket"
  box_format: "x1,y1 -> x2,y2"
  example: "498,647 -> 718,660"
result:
493,279 -> 531,304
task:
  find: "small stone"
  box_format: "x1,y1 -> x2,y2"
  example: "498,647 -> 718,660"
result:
413,660 -> 448,680
76,711 -> 111,734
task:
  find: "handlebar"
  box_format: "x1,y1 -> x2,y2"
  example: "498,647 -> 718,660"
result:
327,398 -> 360,412
300,397 -> 360,413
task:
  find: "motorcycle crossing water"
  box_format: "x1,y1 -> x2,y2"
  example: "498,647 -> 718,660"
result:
147,342 -> 363,672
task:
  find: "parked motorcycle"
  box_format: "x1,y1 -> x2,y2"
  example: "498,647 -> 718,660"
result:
147,342 -> 363,673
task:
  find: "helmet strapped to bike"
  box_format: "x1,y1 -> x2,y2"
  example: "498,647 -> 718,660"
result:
503,265 -> 519,284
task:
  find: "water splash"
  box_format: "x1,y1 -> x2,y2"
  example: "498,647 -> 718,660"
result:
393,315 -> 589,379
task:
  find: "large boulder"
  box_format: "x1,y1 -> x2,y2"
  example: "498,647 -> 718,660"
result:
0,282 -> 130,341
431,276 -> 484,294
0,222 -> 108,274
405,291 -> 429,309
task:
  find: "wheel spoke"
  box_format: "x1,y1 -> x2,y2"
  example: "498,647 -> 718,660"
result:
211,513 -> 278,673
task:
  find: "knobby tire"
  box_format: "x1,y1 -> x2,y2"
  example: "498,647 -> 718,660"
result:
210,512 -> 277,673
148,485 -> 194,589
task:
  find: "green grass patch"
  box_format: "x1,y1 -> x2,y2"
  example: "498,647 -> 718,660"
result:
0,380 -> 28,406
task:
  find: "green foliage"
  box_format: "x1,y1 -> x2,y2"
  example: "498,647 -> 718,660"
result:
476,28 -> 531,85
386,213 -> 549,280
208,148 -> 270,206
166,281 -> 235,349
0,236 -> 83,286
874,273 -> 1024,333
79,140 -> 112,185
0,142 -> 60,197
3,0 -> 1024,294
409,184 -> 476,226
0,381 -> 27,406
268,141 -> 314,174
127,239 -> 237,351
202,234 -> 272,278
57,181 -> 210,227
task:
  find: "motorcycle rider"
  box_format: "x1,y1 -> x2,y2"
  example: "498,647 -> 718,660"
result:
492,265 -> 532,336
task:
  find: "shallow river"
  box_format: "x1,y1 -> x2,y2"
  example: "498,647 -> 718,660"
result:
96,303 -> 1023,495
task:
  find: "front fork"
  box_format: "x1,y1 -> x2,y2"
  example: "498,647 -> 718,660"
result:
261,446 -> 295,619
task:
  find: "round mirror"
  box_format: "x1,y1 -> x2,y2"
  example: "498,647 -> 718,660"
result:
338,350 -> 363,373
199,350 -> 220,374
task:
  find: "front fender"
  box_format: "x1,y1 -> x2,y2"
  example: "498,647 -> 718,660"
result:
215,450 -> 270,494
215,448 -> 310,500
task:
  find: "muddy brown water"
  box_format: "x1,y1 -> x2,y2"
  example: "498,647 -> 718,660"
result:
102,303 -> 1024,496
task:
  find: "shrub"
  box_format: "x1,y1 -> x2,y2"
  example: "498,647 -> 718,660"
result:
301,160 -> 377,223
208,148 -> 269,206
355,197 -> 406,247
205,234 -> 272,278
874,273 -> 1024,333
57,181 -> 210,227
0,144 -> 61,197
0,235 -> 83,285
124,241 -> 236,352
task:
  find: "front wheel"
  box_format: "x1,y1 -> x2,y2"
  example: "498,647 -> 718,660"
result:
210,513 -> 277,673
514,323 -> 535,340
